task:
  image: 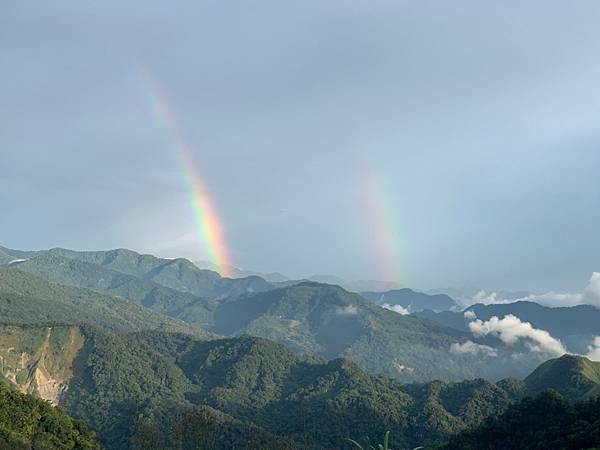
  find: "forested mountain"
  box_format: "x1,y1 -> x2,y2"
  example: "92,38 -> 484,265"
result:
0,380 -> 101,449
11,253 -> 220,329
0,246 -> 274,299
0,268 -> 207,337
439,390 -> 600,450
524,354 -> 600,400
206,282 -> 549,381
416,301 -> 600,353
2,247 -> 552,382
1,319 -> 597,450
1,247 -> 599,448
0,323 -> 522,450
360,288 -> 457,312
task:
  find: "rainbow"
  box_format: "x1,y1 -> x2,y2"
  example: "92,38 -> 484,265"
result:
140,71 -> 233,277
362,164 -> 402,283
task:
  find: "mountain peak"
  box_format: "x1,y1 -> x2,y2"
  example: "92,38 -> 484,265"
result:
525,354 -> 600,400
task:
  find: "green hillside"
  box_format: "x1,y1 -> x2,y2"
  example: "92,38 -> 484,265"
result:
209,282 -> 546,382
7,247 -> 274,298
0,268 -> 208,337
0,379 -> 101,449
525,354 -> 600,400
14,253 -> 219,329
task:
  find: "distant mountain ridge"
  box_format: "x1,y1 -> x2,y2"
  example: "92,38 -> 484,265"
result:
192,260 -> 403,293
1,246 -> 274,298
194,259 -> 290,283
416,301 -> 600,354
0,267 -> 206,337
361,288 -> 458,312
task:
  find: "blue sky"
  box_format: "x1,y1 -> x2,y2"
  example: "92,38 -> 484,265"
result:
2,1 -> 600,291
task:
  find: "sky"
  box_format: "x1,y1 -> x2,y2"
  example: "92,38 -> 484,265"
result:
2,1 -> 600,292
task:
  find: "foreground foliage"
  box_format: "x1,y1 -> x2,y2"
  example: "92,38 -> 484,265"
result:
0,380 -> 101,450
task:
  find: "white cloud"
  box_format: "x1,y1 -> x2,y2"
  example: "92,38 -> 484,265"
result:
472,290 -> 501,305
450,340 -> 497,357
468,314 -> 566,356
522,292 -> 583,308
336,305 -> 358,315
463,310 -> 477,320
586,336 -> 600,361
458,272 -> 600,309
382,303 -> 410,315
583,272 -> 600,307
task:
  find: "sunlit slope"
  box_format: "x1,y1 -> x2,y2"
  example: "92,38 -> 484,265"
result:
525,354 -> 600,400
210,282 -> 547,381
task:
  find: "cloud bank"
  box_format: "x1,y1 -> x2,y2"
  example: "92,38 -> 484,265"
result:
336,305 -> 358,316
468,314 -> 566,356
461,272 -> 600,308
382,303 -> 410,315
463,310 -> 477,320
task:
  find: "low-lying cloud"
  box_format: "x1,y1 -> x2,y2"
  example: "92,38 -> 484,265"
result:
468,314 -> 566,356
586,336 -> 600,362
584,272 -> 600,306
336,305 -> 358,316
382,303 -> 410,315
461,272 -> 600,309
463,310 -> 477,320
450,340 -> 497,357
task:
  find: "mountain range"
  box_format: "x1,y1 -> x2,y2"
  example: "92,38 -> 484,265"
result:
361,288 -> 457,312
1,318 -> 598,450
2,246 -> 551,382
192,260 -> 402,293
1,245 -> 600,449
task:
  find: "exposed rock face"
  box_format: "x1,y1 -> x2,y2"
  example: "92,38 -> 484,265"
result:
0,325 -> 84,404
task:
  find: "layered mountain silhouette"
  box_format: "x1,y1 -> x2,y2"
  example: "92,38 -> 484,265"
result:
361,288 -> 457,312
2,246 -> 550,382
1,246 -> 599,449
417,301 -> 600,353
